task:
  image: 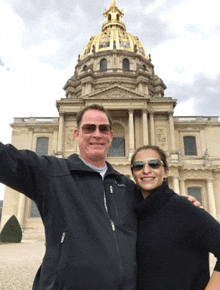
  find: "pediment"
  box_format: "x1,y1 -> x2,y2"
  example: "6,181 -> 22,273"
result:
84,85 -> 149,100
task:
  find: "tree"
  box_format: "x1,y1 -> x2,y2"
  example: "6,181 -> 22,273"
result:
0,215 -> 22,243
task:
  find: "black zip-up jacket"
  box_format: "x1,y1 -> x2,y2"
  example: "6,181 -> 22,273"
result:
135,182 -> 220,290
0,143 -> 138,290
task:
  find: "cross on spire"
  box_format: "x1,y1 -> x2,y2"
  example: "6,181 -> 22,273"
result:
111,0 -> 116,6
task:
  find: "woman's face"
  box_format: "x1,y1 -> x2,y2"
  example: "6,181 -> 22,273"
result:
132,149 -> 168,198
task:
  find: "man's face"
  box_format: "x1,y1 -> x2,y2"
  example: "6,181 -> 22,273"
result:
74,109 -> 113,167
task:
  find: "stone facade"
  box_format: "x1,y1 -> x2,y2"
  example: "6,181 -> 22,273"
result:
1,0 -> 220,239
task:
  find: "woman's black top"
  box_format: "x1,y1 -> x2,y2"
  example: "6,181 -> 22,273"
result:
135,182 -> 220,290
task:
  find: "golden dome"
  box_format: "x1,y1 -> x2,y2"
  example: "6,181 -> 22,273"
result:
80,0 -> 148,61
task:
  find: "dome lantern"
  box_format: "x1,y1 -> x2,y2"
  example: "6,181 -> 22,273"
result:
80,0 -> 149,61
102,0 -> 126,32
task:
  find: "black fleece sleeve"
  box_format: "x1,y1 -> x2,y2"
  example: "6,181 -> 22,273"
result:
0,142 -> 48,200
197,208 -> 220,271
187,203 -> 220,272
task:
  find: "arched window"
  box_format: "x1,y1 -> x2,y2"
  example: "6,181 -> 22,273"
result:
183,136 -> 197,156
36,137 -> 49,156
117,14 -> 119,21
107,137 -> 125,157
107,123 -> 125,157
100,58 -> 107,71
83,65 -> 87,71
123,58 -> 130,70
187,187 -> 202,205
108,14 -> 111,21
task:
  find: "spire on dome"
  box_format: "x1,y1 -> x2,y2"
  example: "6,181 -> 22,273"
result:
80,0 -> 148,61
102,0 -> 126,32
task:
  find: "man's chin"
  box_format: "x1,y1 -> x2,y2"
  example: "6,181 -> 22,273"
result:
89,150 -> 107,160
91,154 -> 105,161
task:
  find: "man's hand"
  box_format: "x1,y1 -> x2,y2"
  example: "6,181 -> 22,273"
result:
187,195 -> 202,208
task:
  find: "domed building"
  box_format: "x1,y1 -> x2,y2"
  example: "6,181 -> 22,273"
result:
1,0 -> 220,240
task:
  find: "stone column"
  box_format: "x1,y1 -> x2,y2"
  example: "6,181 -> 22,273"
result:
128,109 -> 135,159
85,82 -> 92,95
173,177 -> 180,194
142,109 -> 149,145
168,112 -> 176,152
138,82 -> 142,93
145,84 -> 149,96
149,111 -> 155,145
207,180 -> 217,218
17,194 -> 26,228
180,179 -> 186,196
88,82 -> 92,94
82,84 -> 85,96
57,113 -> 64,155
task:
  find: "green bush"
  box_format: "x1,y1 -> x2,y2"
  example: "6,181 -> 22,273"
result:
0,215 -> 22,243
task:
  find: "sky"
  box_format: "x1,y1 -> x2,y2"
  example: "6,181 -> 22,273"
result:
0,0 -> 220,199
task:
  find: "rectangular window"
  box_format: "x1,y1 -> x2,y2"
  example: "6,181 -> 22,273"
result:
183,136 -> 197,155
187,187 -> 202,205
36,137 -> 49,156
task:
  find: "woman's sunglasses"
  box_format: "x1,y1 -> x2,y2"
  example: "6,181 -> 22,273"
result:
81,124 -> 112,134
131,159 -> 164,171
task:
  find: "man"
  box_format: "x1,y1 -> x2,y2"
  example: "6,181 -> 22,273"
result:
0,104 -> 200,290
0,104 -> 138,290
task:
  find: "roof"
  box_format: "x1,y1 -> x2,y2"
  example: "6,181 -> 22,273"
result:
80,0 -> 149,61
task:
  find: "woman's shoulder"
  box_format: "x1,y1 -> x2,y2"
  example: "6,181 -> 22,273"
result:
169,193 -> 220,229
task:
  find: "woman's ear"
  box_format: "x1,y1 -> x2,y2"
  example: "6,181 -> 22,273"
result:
164,169 -> 169,179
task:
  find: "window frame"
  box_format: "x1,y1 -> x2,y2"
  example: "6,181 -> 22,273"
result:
122,58 -> 130,71
100,58 -> 107,71
187,187 -> 202,205
36,137 -> 49,156
183,136 -> 197,156
107,137 -> 125,157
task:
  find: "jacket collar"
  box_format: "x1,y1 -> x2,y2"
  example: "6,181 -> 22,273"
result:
134,182 -> 175,219
67,153 -> 122,177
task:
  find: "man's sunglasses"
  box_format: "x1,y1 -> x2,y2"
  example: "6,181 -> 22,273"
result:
131,159 -> 164,171
81,124 -> 112,134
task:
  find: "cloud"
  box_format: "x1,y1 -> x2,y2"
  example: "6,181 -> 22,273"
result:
7,0 -> 108,69
168,72 -> 220,116
121,0 -> 179,49
7,0 -> 181,69
174,98 -> 195,116
0,57 -> 5,67
2,0 -> 220,121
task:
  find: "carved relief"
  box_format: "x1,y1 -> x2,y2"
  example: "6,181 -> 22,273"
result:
156,128 -> 167,150
104,91 -> 128,99
180,170 -> 213,180
33,128 -> 55,133
177,125 -> 205,132
65,128 -> 76,151
12,129 -> 28,136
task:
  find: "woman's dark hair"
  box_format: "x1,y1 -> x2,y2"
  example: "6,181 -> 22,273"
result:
131,145 -> 169,172
76,104 -> 113,128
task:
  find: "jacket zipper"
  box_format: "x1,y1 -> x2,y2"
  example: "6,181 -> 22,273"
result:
104,191 -> 115,231
61,232 -> 66,243
108,185 -> 123,282
52,232 -> 66,288
110,185 -> 119,220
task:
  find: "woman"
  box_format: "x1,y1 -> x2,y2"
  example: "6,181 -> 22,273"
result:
131,145 -> 220,290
